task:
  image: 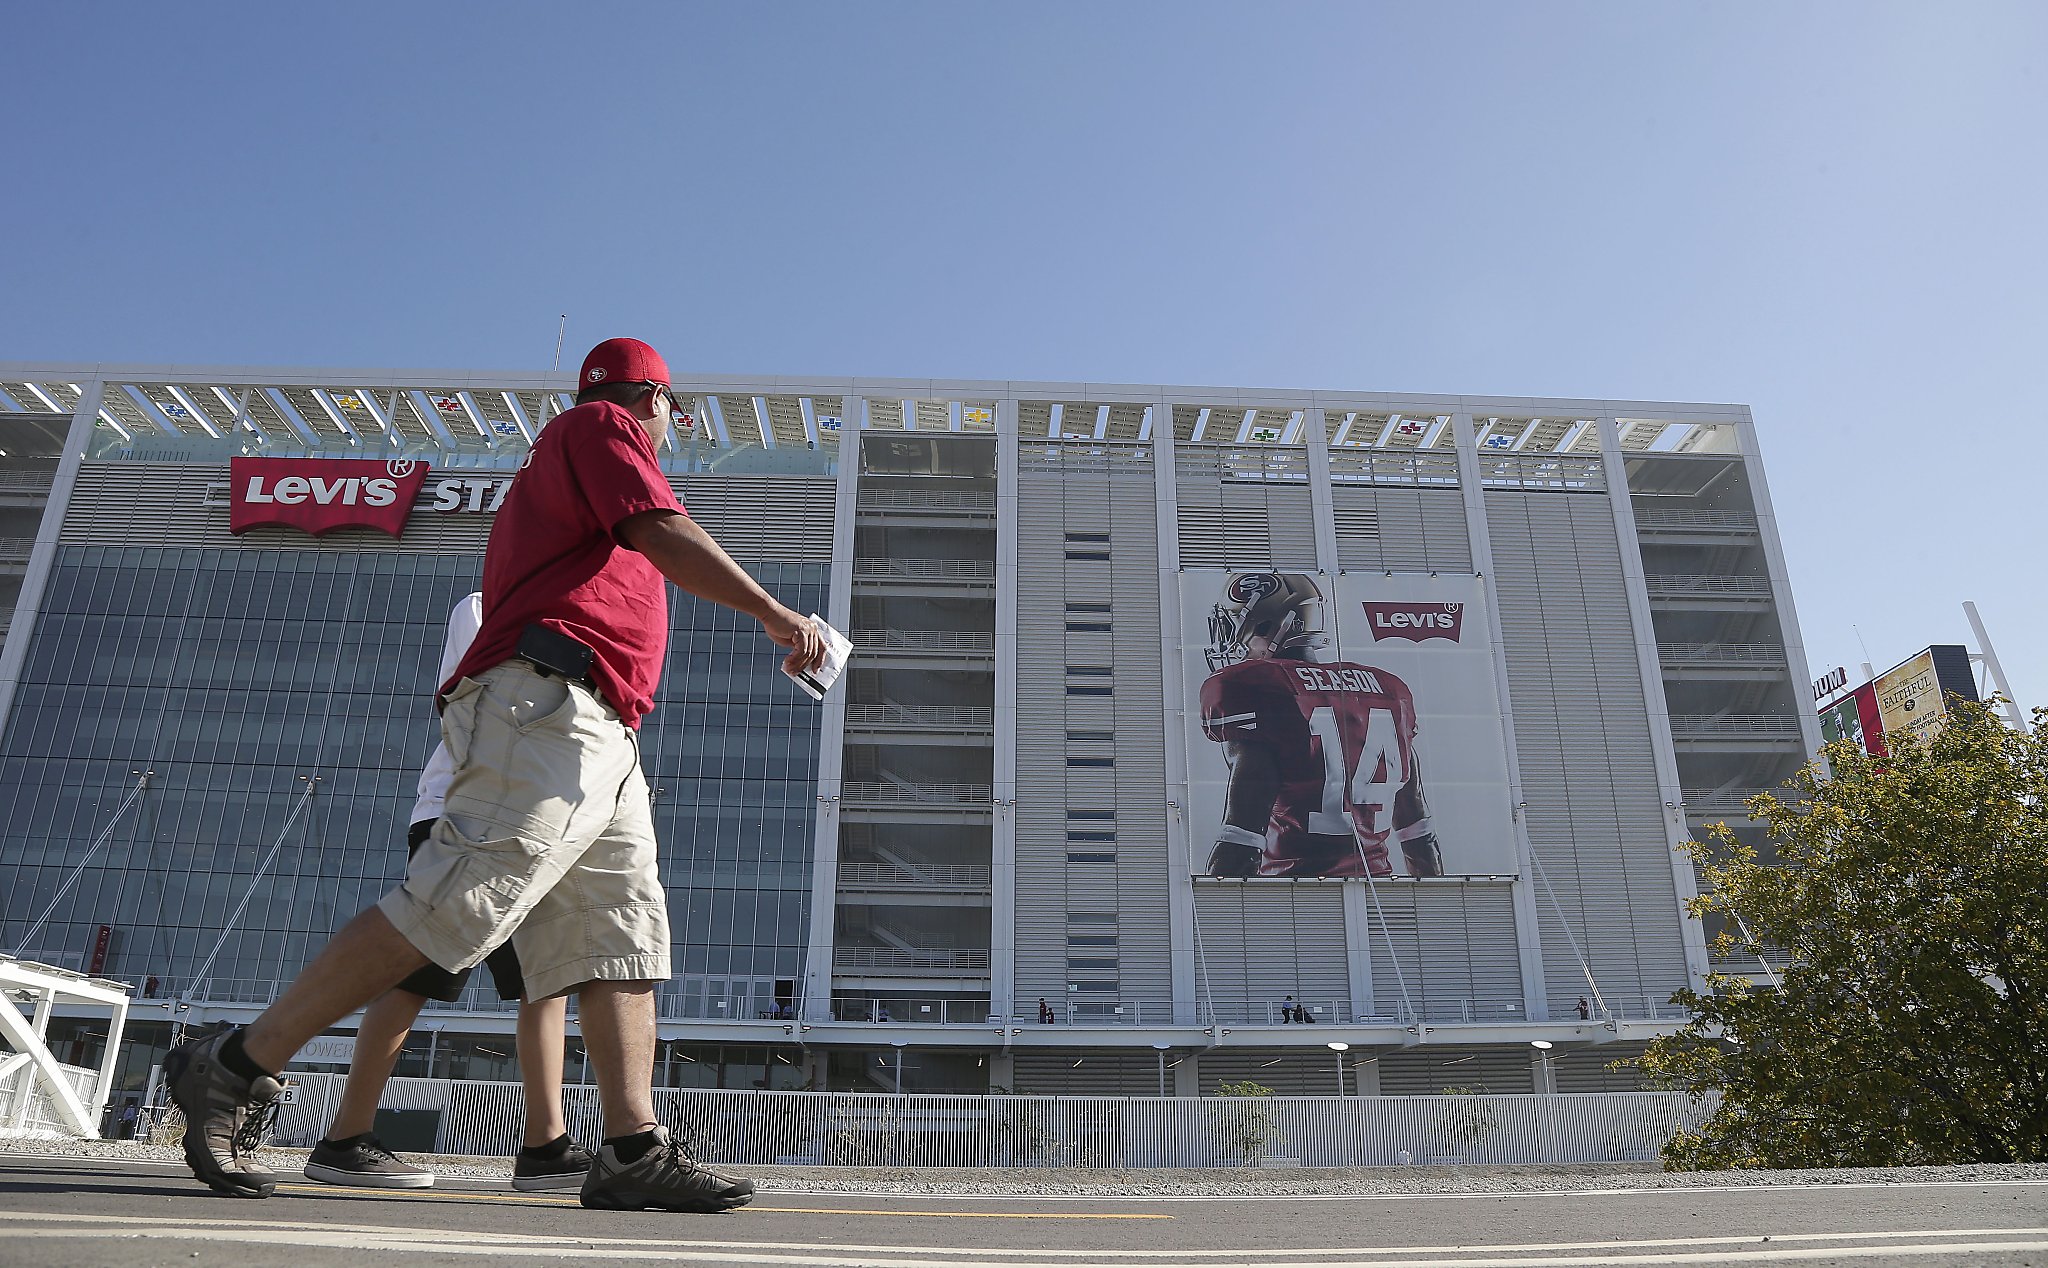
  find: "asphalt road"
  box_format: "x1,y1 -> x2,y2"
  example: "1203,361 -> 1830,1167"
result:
0,1153 -> 2042,1267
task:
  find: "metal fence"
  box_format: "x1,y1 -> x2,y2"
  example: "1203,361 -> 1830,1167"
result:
0,1060 -> 100,1138
266,1074 -> 1713,1168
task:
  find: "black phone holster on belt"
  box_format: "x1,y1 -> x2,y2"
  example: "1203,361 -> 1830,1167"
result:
515,624 -> 596,684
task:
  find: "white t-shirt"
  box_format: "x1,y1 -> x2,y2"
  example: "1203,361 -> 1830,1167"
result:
409,591 -> 484,826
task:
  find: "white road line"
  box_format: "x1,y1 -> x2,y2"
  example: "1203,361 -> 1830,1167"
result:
5,1224 -> 2048,1266
765,1178 -> 2048,1203
4,1151 -> 2046,1204
1,1212 -> 2044,1265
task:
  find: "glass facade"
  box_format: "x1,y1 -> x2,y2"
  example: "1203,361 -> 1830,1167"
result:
0,545 -> 825,1016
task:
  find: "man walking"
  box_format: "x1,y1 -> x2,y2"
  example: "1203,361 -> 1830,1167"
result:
165,338 -> 825,1210
304,592 -> 588,1192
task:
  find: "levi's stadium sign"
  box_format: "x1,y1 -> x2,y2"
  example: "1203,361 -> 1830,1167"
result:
1361,600 -> 1466,643
230,457 -> 429,538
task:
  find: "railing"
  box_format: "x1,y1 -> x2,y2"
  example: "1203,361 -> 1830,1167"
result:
833,946 -> 992,974
1657,642 -> 1788,666
0,1060 -> 100,1137
1681,787 -> 1772,815
0,471 -> 55,496
0,536 -> 36,564
830,997 -> 994,1025
1476,454 -> 1605,491
1644,573 -> 1774,598
267,1076 -> 1721,1167
839,780 -> 994,805
1668,714 -> 1804,738
837,860 -> 993,888
857,489 -> 996,514
852,629 -> 996,654
1629,506 -> 1758,532
153,981 -> 1685,1027
1325,449 -> 1462,486
852,558 -> 996,582
843,703 -> 995,730
1174,447 -> 1312,483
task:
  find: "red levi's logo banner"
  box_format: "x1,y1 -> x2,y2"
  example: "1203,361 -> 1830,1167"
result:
229,457 -> 429,538
1362,601 -> 1465,643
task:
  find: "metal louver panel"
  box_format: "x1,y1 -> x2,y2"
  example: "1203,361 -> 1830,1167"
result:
1174,482 -> 1317,569
1377,1044 -> 1537,1095
1331,487 -> 1471,571
1014,452 -> 1170,1023
1359,884 -> 1523,1023
1192,885 -> 1350,1022
1483,489 -> 1688,1018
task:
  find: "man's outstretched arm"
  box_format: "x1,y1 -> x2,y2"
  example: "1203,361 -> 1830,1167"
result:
618,509 -> 824,674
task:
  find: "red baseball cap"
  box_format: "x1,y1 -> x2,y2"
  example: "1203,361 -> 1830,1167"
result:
579,337 -> 671,391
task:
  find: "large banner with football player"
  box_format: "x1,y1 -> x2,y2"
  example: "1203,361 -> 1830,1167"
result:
1182,570 -> 1519,879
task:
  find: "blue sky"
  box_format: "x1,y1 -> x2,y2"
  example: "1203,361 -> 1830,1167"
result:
3,2 -> 2042,712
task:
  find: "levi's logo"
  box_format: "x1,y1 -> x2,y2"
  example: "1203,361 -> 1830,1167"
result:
1362,601 -> 1465,643
229,457 -> 430,538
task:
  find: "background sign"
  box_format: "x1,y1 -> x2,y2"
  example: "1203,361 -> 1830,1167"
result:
1817,645 -> 1979,757
1182,570 -> 1517,879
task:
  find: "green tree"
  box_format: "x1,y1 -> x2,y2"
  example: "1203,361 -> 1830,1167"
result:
1209,1080 -> 1283,1165
1640,700 -> 2048,1167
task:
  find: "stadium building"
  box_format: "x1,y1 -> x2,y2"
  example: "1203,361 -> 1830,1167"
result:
0,362 -> 1822,1105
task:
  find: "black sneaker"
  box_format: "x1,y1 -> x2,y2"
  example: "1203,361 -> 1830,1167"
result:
512,1140 -> 596,1192
305,1133 -> 434,1188
163,1023 -> 283,1199
579,1126 -> 753,1212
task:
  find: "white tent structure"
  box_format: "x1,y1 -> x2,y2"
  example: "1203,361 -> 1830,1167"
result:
0,955 -> 129,1138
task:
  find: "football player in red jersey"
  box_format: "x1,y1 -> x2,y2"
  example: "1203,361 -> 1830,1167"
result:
1199,573 -> 1444,879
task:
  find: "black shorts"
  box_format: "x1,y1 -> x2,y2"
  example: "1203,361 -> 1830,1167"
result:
394,820 -> 526,1003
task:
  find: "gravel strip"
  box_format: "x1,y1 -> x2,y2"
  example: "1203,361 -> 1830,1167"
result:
6,1137 -> 2045,1196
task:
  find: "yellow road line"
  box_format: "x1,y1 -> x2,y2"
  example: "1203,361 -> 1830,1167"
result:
276,1184 -> 1169,1219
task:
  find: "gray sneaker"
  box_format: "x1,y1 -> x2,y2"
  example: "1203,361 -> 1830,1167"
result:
579,1126 -> 753,1212
512,1140 -> 595,1191
163,1024 -> 283,1199
305,1133 -> 435,1188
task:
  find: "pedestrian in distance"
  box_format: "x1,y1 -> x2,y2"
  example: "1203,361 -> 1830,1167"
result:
302,593 -> 590,1193
163,338 -> 825,1211
1577,996 -> 1591,1021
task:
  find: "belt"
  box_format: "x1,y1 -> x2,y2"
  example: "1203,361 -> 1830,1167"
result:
513,657 -> 597,691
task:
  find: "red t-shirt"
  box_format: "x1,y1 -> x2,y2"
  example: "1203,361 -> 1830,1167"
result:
442,401 -> 685,728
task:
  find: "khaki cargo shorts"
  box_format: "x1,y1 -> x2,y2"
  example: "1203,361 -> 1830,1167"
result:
378,660 -> 670,1001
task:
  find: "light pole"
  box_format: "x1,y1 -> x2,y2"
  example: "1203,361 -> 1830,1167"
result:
1327,1041 -> 1350,1096
1152,1041 -> 1171,1097
1530,1040 -> 1556,1161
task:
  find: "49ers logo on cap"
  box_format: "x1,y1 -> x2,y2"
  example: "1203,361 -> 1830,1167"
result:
229,457 -> 431,538
586,366 -> 607,383
1362,601 -> 1465,643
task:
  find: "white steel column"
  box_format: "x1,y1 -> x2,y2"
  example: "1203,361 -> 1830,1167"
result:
1304,407 -> 1340,574
1734,412 -> 1826,758
1309,406 -> 1374,1020
991,401 -> 1021,1023
1150,399 -> 1198,1025
92,994 -> 128,1127
797,397 -> 863,1023
0,381 -> 101,743
1451,413 -> 1551,1021
1595,417 -> 1710,990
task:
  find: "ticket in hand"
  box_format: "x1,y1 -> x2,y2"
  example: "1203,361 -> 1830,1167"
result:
783,615 -> 852,702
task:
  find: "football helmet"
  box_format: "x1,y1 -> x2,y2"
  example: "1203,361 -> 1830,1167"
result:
1206,572 -> 1327,670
